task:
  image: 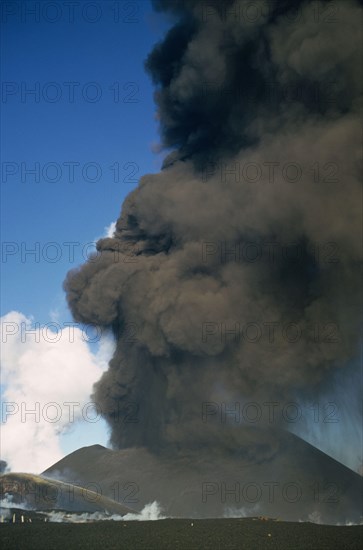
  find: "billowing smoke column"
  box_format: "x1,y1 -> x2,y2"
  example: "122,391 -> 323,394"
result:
64,0 -> 362,459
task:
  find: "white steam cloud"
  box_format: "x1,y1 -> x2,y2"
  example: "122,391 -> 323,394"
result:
0,311 -> 113,473
43,501 -> 165,522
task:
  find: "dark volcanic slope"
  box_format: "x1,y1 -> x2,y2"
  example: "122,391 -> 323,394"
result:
1,519 -> 363,550
42,433 -> 363,523
0,473 -> 136,516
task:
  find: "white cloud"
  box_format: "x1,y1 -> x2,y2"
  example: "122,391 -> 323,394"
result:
0,311 -> 114,474
104,221 -> 116,238
93,221 -> 116,245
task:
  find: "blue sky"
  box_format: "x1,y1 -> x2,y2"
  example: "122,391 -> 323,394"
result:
1,0 -> 170,322
1,0 -> 172,469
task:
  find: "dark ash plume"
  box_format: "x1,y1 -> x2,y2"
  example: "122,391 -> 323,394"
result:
64,0 -> 362,462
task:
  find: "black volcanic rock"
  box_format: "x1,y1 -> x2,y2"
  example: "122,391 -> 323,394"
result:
42,433 -> 363,523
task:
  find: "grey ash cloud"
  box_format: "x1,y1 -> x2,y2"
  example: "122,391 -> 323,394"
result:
64,1 -> 362,460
